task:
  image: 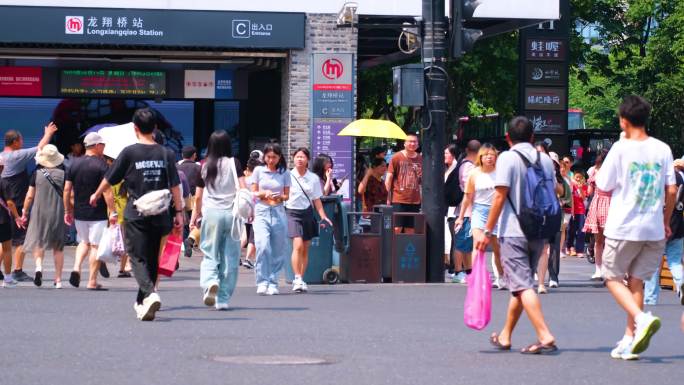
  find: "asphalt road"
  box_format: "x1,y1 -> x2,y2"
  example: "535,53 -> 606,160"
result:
2,248 -> 682,385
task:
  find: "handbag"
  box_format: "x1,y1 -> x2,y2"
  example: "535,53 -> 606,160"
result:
133,189 -> 172,216
159,233 -> 182,277
463,250 -> 492,330
96,226 -> 119,263
229,158 -> 250,241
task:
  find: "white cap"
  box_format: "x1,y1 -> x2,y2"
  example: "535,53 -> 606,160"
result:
84,132 -> 106,147
549,151 -> 560,165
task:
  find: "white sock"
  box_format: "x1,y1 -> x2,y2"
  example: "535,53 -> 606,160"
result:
294,275 -> 302,281
35,266 -> 42,273
635,311 -> 648,324
621,335 -> 634,344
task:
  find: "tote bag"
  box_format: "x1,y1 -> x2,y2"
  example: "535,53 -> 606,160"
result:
159,233 -> 182,277
463,250 -> 492,330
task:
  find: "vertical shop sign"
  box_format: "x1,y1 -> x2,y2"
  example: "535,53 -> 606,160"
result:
311,53 -> 354,200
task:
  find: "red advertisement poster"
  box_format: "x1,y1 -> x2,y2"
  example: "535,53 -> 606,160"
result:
0,67 -> 42,96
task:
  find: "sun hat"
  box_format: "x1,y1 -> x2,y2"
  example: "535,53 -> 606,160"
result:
83,132 -> 106,147
549,152 -> 560,166
35,144 -> 65,168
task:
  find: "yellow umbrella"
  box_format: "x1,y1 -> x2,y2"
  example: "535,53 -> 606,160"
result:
337,119 -> 408,140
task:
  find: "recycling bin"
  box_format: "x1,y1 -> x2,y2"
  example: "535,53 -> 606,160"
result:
373,204 -> 394,282
391,213 -> 426,283
340,212 -> 382,283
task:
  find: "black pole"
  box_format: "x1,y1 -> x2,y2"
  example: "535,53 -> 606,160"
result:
422,0 -> 447,283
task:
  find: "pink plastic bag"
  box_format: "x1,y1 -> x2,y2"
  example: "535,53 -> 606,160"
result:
159,233 -> 182,277
464,250 -> 492,330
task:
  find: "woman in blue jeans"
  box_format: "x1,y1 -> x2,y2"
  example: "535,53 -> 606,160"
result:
190,130 -> 246,310
251,143 -> 290,295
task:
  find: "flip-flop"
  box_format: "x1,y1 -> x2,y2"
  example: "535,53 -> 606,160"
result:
520,341 -> 558,355
87,284 -> 109,291
69,271 -> 80,287
489,333 -> 511,350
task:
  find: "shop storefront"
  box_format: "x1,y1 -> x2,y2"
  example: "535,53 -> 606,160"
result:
0,5 -> 306,160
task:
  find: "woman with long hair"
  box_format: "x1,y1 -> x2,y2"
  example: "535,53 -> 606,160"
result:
583,148 -> 611,280
189,130 -> 247,310
251,143 -> 290,295
312,154 -> 339,196
455,143 -> 505,288
286,147 -> 332,293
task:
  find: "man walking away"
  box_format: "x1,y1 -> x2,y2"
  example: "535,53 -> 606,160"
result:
0,122 -> 58,282
64,132 -> 115,290
385,133 -> 422,234
476,116 -> 557,354
177,145 -> 201,257
91,108 -> 183,321
596,95 -> 676,360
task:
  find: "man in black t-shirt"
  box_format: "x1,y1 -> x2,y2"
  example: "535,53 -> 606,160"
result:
91,108 -> 183,321
64,132 -> 115,290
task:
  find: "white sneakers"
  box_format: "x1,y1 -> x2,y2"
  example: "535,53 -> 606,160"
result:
3,277 -> 17,288
631,312 -> 661,354
610,338 -> 639,360
136,293 -> 161,321
215,303 -> 229,311
549,280 -> 559,288
292,277 -> 309,293
203,283 -> 219,306
256,283 -> 268,295
266,284 -> 280,296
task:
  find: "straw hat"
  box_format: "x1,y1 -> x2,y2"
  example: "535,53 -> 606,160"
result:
35,144 -> 64,168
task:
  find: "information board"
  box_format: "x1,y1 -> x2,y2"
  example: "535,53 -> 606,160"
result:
311,119 -> 353,199
60,69 -> 166,97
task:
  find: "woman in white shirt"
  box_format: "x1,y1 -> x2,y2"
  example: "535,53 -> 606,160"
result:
286,148 -> 333,293
190,130 -> 247,310
456,143 -> 505,288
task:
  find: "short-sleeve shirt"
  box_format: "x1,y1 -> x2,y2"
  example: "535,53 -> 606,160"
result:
196,157 -> 244,209
66,155 -> 109,221
177,160 -> 201,196
105,143 -> 180,219
495,143 -> 556,238
596,137 -> 675,241
388,151 -> 422,204
286,168 -> 323,210
251,165 -> 290,206
0,147 -> 38,178
572,184 -> 588,215
362,175 -> 388,212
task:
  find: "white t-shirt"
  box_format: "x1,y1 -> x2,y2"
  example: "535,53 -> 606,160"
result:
596,137 -> 675,241
286,168 -> 323,210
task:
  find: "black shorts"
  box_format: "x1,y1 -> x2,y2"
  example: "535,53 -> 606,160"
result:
10,215 -> 25,246
0,221 -> 11,243
286,207 -> 319,242
391,203 -> 421,228
245,223 -> 255,245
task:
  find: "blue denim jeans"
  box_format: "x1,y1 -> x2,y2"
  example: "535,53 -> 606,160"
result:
199,209 -> 241,304
644,237 -> 683,305
253,204 -> 288,286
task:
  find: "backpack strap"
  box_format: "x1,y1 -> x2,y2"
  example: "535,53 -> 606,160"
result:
41,168 -> 63,197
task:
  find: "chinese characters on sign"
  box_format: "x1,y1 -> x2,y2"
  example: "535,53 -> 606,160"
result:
60,70 -> 166,97
311,53 -> 354,200
183,70 -> 234,99
525,111 -> 565,133
526,39 -> 566,61
525,88 -> 566,111
525,63 -> 566,86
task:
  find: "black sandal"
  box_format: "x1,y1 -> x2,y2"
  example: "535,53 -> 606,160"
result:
489,333 -> 512,350
520,341 -> 557,355
69,271 -> 80,287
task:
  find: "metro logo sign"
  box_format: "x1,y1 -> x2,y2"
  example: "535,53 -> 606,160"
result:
322,59 -> 344,80
65,16 -> 84,34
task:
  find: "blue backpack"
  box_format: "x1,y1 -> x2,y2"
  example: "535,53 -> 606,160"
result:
508,150 -> 562,240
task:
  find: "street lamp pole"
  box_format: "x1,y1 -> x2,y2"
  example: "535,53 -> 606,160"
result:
422,0 -> 448,283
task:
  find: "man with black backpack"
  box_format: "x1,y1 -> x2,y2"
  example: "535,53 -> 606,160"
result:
476,116 -> 558,354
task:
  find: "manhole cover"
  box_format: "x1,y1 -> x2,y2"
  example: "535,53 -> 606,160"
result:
210,355 -> 332,366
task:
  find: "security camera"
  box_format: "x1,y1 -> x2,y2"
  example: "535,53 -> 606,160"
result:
337,2 -> 358,26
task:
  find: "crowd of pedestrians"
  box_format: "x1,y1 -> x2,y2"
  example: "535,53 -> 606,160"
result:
1,96 -> 683,354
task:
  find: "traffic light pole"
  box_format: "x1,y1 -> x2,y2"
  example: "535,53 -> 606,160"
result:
422,0 -> 447,283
